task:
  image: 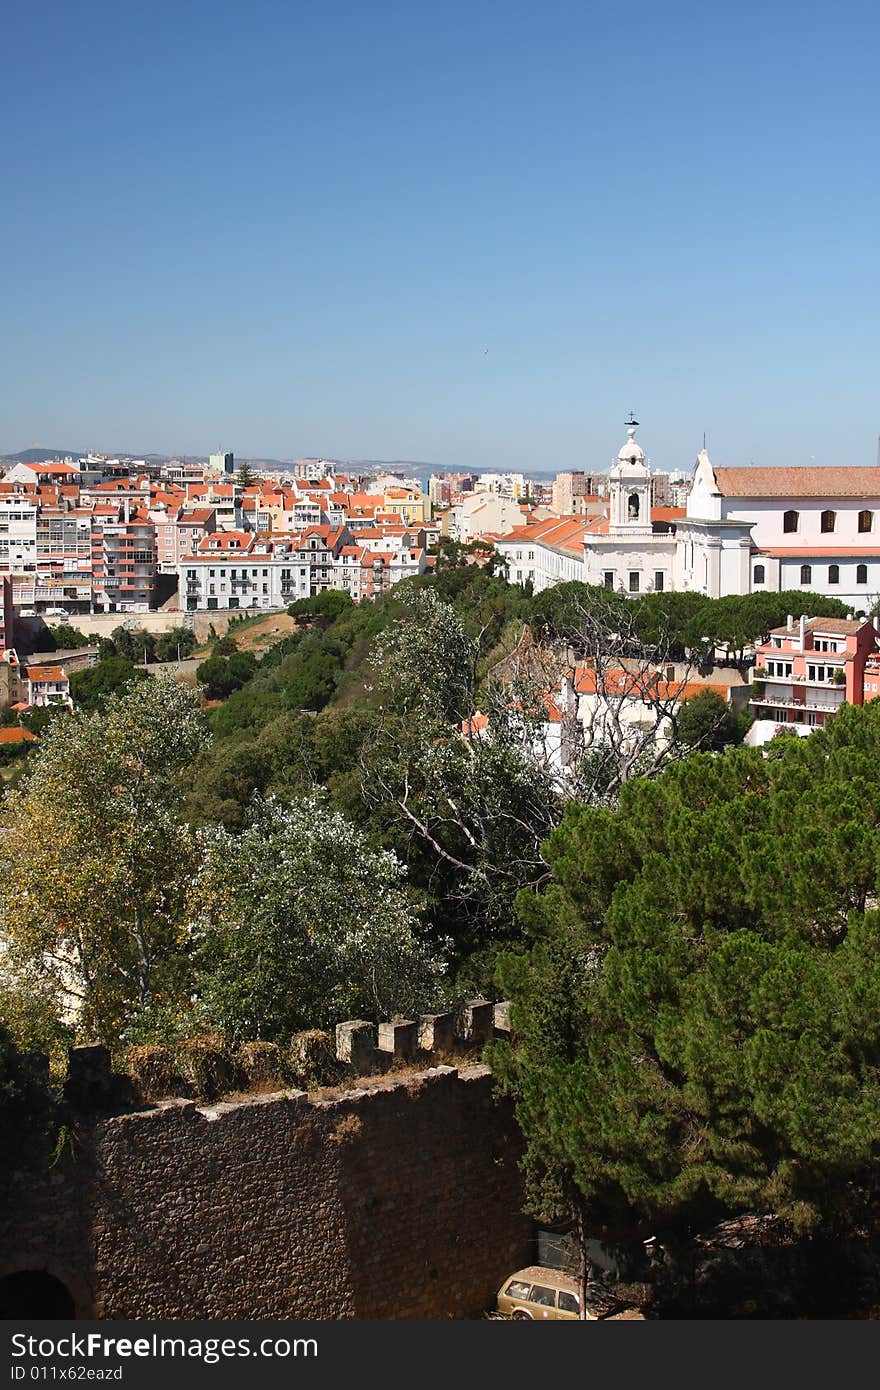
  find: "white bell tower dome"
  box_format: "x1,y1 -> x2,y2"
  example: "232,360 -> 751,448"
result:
609,415 -> 652,531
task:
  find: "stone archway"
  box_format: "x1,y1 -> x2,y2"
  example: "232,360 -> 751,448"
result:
0,1270 -> 75,1319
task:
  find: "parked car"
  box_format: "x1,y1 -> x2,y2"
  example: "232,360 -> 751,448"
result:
496,1266 -> 595,1320
44,607 -> 70,619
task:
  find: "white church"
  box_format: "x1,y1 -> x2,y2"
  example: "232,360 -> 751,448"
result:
497,420 -> 880,611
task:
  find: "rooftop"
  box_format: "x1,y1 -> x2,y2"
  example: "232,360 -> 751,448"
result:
714,466 -> 880,498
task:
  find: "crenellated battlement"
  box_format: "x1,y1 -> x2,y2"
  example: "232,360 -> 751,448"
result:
37,999 -> 513,1114
1,1003 -> 531,1322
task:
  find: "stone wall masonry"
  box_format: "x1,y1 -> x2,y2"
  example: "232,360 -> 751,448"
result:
0,1004 -> 532,1320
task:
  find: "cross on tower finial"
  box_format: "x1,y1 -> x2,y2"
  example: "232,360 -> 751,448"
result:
626,411 -> 639,428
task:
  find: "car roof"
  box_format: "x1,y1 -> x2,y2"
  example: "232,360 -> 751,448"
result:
505,1266 -> 579,1294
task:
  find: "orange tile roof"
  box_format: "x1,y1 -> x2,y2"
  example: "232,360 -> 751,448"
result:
768,617 -> 867,636
0,727 -> 37,744
651,506 -> 686,522
572,662 -> 727,703
461,712 -> 490,736
714,467 -> 880,497
197,530 -> 254,552
26,665 -> 67,682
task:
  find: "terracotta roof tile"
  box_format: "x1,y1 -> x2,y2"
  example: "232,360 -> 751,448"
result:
714,467 -> 880,498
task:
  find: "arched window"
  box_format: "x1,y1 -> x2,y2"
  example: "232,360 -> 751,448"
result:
821,510 -> 836,533
800,564 -> 812,584
627,492 -> 640,520
753,564 -> 765,585
857,563 -> 868,584
828,564 -> 840,584
783,510 -> 798,533
859,510 -> 873,533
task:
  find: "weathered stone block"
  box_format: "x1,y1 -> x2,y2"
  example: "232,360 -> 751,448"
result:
459,1000 -> 494,1046
336,1020 -> 378,1073
493,1001 -> 512,1037
418,1012 -> 456,1056
377,1019 -> 418,1061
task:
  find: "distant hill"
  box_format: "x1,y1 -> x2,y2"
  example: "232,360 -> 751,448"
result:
1,447 -> 86,464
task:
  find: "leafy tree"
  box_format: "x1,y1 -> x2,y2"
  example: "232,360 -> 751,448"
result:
493,702 -> 880,1314
368,585 -> 476,722
154,627 -> 196,663
0,678 -> 209,1044
69,658 -> 149,713
47,623 -> 90,650
236,462 -> 257,488
111,625 -> 156,664
196,652 -> 257,700
288,591 -> 354,622
189,794 -> 446,1041
675,689 -> 744,751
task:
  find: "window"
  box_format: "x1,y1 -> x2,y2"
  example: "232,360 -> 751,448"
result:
627,492 -> 640,520
829,564 -> 840,584
859,510 -> 873,533
558,1291 -> 580,1315
753,564 -> 765,584
783,510 -> 798,533
628,571 -> 640,593
603,571 -> 614,591
857,563 -> 868,584
800,564 -> 812,584
505,1281 -> 531,1300
821,510 -> 836,533
654,571 -> 664,592
528,1285 -> 556,1307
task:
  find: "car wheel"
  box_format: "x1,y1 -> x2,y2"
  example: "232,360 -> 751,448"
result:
511,1310 -> 532,1320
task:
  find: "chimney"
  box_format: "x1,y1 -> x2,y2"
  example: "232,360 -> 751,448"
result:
787,614 -> 794,632
799,614 -> 807,648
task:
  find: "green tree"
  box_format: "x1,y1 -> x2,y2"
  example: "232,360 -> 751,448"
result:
69,658 -> 149,713
675,689 -> 744,751
190,794 -> 446,1041
154,627 -> 196,663
111,625 -> 156,664
0,678 -> 209,1044
493,704 -> 880,1313
47,624 -> 90,650
196,652 -> 256,700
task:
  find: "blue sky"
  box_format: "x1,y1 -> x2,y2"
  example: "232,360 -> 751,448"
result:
3,0 -> 878,471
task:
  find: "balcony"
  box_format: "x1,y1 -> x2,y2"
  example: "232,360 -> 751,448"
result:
750,691 -> 844,714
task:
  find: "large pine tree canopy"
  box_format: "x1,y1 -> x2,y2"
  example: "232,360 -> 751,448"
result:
493,699 -> 880,1241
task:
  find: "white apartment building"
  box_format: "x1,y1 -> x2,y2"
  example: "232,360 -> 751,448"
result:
0,494 -> 39,608
477,472 -> 526,500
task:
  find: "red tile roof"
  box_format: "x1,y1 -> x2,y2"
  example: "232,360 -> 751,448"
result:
714,467 -> 880,497
0,727 -> 37,744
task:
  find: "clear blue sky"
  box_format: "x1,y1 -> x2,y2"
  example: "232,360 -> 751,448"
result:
3,0 -> 878,472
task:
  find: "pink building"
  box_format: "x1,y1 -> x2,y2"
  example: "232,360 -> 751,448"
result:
749,614 -> 880,738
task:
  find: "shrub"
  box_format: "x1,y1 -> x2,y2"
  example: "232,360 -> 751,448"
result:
237,1041 -> 284,1092
127,1044 -> 179,1101
289,1030 -> 338,1089
178,1034 -> 237,1100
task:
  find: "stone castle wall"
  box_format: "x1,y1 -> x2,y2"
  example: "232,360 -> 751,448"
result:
0,1004 -> 533,1320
